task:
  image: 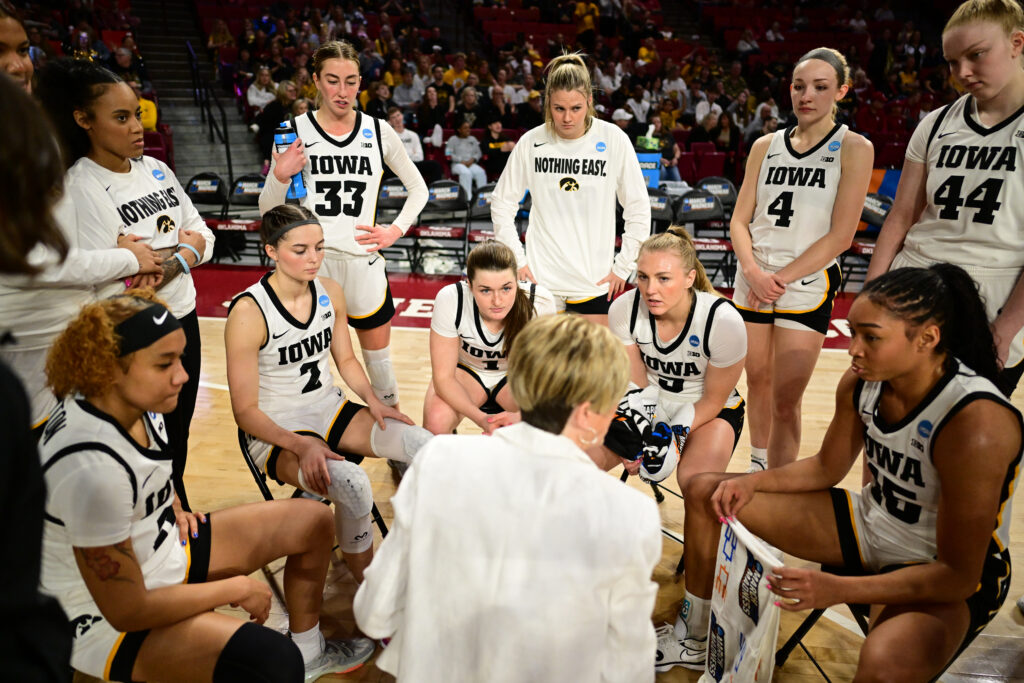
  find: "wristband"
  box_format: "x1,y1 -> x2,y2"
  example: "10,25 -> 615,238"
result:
177,242 -> 202,263
173,251 -> 191,274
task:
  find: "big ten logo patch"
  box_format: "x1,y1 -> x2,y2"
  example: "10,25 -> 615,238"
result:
738,550 -> 764,625
708,611 -> 727,680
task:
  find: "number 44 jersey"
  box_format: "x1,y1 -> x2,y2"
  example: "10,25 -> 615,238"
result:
748,123 -> 848,268
232,273 -> 339,412
903,95 -> 1024,269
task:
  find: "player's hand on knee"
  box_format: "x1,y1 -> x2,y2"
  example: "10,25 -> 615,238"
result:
768,566 -> 836,611
368,401 -> 414,429
597,271 -> 627,300
518,264 -> 536,283
484,410 -> 520,433
710,475 -> 756,519
231,576 -> 273,624
271,138 -> 306,182
296,436 -> 343,496
118,234 -> 162,274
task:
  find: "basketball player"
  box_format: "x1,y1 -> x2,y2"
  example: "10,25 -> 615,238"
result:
37,59 -> 214,511
659,264 -> 1021,680
40,290 -> 375,682
490,52 -> 651,325
593,228 -> 747,494
731,48 -> 873,470
867,0 -> 1024,397
424,240 -> 556,434
261,40 -> 428,408
225,205 -> 432,582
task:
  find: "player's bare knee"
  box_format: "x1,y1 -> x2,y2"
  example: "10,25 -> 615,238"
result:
855,635 -> 930,683
685,473 -> 723,512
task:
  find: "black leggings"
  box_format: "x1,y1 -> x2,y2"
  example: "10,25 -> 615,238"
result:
166,309 -> 201,511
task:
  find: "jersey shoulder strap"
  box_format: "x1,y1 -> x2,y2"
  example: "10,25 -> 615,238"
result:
629,289 -> 642,335
702,297 -> 729,357
455,281 -> 464,330
372,115 -> 385,168
529,283 -> 536,309
924,104 -> 952,157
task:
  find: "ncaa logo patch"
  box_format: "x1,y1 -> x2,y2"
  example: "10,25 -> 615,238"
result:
917,420 -> 933,439
707,611 -> 727,680
318,294 -> 330,307
362,128 -> 372,138
559,177 -> 580,191
152,168 -> 166,180
688,334 -> 700,347
739,550 -> 764,625
596,141 -> 607,152
828,141 -> 841,152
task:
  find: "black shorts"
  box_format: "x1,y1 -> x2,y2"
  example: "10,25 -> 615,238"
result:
107,513 -> 213,682
603,400 -> 745,461
736,262 -> 841,335
564,294 -> 611,315
829,489 -> 1011,658
457,364 -> 508,415
998,361 -> 1023,398
265,400 -> 365,484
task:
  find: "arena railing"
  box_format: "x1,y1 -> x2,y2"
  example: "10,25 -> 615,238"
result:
186,39 -> 235,186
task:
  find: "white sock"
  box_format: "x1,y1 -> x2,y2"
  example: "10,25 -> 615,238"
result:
750,446 -> 768,467
289,623 -> 325,665
361,346 -> 399,406
674,591 -> 710,642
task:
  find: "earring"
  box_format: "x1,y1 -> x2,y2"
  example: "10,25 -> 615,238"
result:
579,426 -> 600,447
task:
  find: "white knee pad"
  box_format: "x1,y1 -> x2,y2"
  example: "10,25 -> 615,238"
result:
361,346 -> 399,406
325,460 -> 374,553
370,419 -> 432,464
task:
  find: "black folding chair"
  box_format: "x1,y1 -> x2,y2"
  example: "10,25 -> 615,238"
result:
695,176 -> 738,221
839,192 -> 893,291
376,176 -> 417,269
648,186 -> 676,234
407,179 -> 469,273
463,182 -> 498,260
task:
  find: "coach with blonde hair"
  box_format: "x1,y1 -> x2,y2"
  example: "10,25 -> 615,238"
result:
355,315 -> 662,682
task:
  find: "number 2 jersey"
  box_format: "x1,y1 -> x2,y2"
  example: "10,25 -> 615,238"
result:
902,95 -> 1024,269
231,273 -> 339,413
856,358 -> 1022,564
260,111 -> 428,258
609,289 -> 746,411
39,397 -> 186,616
749,124 -> 848,268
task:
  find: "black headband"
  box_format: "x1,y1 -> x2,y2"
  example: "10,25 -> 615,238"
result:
267,218 -> 320,245
114,302 -> 182,357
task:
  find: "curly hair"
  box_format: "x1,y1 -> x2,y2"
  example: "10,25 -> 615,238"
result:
46,289 -> 168,399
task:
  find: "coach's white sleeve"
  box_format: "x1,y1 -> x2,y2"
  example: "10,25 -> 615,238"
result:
490,135 -> 530,268
612,129 -> 652,281
258,159 -> 290,216
381,123 -> 428,233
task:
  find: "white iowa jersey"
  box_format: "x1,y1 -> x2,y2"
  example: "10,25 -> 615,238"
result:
610,289 -> 745,408
431,280 -> 556,375
903,95 -> 1024,269
39,397 -> 186,608
749,124 -> 847,267
856,359 -> 1022,562
232,274 -> 338,411
294,110 -> 386,257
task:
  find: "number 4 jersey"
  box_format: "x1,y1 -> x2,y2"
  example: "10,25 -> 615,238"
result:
749,123 -> 848,268
903,95 -> 1024,269
232,273 -> 339,412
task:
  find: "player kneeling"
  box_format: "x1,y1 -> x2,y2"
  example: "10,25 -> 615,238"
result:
39,290 -> 373,682
225,205 -> 432,581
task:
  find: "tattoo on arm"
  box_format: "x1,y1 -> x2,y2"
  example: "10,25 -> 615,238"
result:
75,541 -> 135,583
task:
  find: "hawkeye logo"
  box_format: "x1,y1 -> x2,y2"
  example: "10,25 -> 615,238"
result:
559,177 -> 579,191
156,215 -> 176,233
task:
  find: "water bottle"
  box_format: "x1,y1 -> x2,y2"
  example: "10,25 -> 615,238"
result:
274,121 -> 306,200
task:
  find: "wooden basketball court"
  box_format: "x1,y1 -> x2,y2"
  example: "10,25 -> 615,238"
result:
75,319 -> 1024,682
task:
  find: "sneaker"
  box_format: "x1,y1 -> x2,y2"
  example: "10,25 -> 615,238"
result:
304,638 -> 375,681
388,459 -> 409,484
746,455 -> 767,473
654,623 -> 707,672
1017,594 -> 1024,617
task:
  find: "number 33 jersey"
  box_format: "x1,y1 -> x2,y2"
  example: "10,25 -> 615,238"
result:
294,110 -> 388,257
903,95 -> 1024,269
232,273 -> 338,412
40,397 -> 186,608
749,123 -> 848,268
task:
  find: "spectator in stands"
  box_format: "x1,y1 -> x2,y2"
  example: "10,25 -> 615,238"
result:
714,112 -> 740,174
387,106 -> 441,186
206,19 -> 235,59
727,89 -> 753,130
596,61 -> 620,95
444,52 -> 470,91
694,88 -> 723,126
420,26 -> 449,56
855,94 -> 885,135
791,6 -> 810,31
477,60 -> 495,87
460,71 -> 487,101
625,83 -> 650,123
65,23 -> 108,63
575,0 -> 600,52
517,89 -> 544,129
267,39 -> 294,82
657,96 -> 682,130
0,7 -> 31,92
107,46 -> 150,93
736,28 -> 760,58
293,66 -> 316,100
238,19 -> 256,51
648,113 -> 682,181
271,18 -> 296,48
359,41 -> 384,82
488,87 -> 518,128
429,63 -> 456,112
365,82 -> 394,119
744,113 -> 775,152
848,10 -> 868,33
764,21 -> 785,42
663,63 -> 687,108
233,47 -> 256,90
128,80 -> 158,132
612,107 -> 644,141
480,113 -> 515,180
413,54 -> 432,91
392,66 -> 423,113
637,36 -> 660,66
689,110 -> 720,145
446,119 -> 487,199
898,55 -> 919,95
292,97 -> 310,116
247,65 -> 277,112
382,56 -> 403,88
417,85 -> 447,134
868,27 -> 894,85
491,67 -> 516,103
454,86 -> 485,128
257,80 -> 298,174
722,60 -> 747,100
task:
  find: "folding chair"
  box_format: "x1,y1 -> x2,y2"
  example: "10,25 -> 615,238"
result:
376,176 -> 417,269
185,172 -> 234,261
464,183 -> 498,260
839,192 -> 892,292
675,191 -> 735,285
695,175 -> 738,221
648,186 -> 676,234
222,173 -> 267,265
407,180 -> 468,273
237,429 -> 388,604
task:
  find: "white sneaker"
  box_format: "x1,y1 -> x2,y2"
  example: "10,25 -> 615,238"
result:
746,455 -> 767,473
304,638 -> 375,681
654,623 -> 707,672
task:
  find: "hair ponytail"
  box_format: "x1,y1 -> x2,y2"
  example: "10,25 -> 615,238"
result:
639,226 -> 721,297
466,240 -> 535,353
36,58 -> 123,169
861,264 -> 1000,385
